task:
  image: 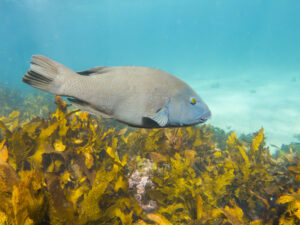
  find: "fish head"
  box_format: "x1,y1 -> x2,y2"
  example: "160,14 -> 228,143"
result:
168,88 -> 211,126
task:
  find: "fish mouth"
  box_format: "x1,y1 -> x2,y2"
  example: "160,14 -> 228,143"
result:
198,110 -> 211,123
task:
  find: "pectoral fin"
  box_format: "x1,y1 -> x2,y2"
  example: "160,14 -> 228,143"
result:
145,107 -> 168,127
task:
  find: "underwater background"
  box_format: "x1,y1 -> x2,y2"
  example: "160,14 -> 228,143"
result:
1,0 -> 300,148
0,0 -> 300,224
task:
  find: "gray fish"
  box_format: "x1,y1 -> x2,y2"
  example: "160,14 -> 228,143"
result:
22,55 -> 211,128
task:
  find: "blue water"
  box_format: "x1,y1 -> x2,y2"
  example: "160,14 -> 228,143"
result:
1,0 -> 300,148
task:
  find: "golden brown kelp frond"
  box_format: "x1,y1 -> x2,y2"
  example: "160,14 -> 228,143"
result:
0,96 -> 74,171
0,118 -> 42,171
0,95 -> 300,224
78,161 -> 141,225
211,203 -> 248,225
0,96 -> 142,224
288,162 -> 300,184
0,140 -> 20,221
0,110 -> 20,132
12,170 -> 49,225
276,189 -> 300,224
224,130 -> 280,222
122,125 -> 215,166
148,152 -> 201,224
148,150 -> 236,224
275,155 -> 300,224
0,166 -> 49,225
146,128 -> 288,224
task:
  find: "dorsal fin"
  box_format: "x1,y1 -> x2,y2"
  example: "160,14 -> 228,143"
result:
77,67 -> 111,76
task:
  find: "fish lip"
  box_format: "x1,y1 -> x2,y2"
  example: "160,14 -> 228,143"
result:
178,110 -> 211,126
197,110 -> 211,123
202,110 -> 212,119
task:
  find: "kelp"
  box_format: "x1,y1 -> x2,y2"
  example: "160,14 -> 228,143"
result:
0,95 -> 299,225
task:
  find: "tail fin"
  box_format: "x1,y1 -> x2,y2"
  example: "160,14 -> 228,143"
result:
22,55 -> 73,95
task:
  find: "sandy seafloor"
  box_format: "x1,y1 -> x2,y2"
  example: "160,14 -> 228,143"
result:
185,69 -> 300,152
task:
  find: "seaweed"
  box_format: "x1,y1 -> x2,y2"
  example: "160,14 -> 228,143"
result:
0,94 -> 299,225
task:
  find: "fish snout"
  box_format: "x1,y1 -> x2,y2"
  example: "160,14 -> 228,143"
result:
199,110 -> 211,123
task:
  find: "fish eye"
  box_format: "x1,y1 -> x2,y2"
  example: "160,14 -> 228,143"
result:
189,97 -> 197,105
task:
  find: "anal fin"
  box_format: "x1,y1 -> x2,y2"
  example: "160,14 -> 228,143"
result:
67,98 -> 112,119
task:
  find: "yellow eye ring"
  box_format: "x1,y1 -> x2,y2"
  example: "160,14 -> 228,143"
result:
190,97 -> 197,105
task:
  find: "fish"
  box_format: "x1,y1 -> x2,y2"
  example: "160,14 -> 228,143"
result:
22,55 -> 211,128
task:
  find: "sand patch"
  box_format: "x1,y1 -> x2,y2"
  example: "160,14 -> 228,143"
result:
187,71 -> 300,152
